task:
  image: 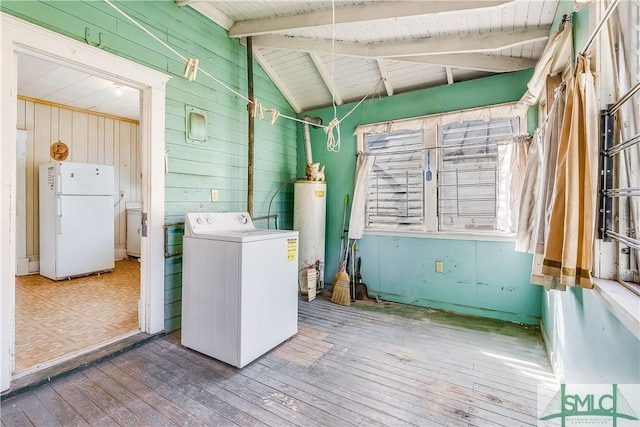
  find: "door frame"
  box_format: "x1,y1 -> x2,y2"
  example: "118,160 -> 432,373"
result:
1,12 -> 171,391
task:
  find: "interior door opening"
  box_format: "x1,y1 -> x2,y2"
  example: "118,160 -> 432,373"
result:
13,54 -> 143,377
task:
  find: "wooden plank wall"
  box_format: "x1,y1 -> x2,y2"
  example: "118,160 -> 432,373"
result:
3,0 -> 299,332
16,98 -> 141,265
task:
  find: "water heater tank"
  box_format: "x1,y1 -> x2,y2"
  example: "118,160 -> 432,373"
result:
293,180 -> 326,293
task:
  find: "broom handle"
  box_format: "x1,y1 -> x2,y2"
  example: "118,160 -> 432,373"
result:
338,195 -> 349,268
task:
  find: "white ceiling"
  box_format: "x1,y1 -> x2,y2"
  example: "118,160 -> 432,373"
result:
181,0 -> 559,112
17,54 -> 140,121
16,0 -> 559,119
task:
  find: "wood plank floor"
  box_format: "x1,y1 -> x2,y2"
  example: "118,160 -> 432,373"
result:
1,296 -> 557,426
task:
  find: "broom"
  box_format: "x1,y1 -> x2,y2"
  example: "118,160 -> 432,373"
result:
331,195 -> 350,306
331,251 -> 350,306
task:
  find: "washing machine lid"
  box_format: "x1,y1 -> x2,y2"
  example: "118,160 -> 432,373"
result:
185,212 -> 254,237
191,228 -> 298,243
184,212 -> 297,242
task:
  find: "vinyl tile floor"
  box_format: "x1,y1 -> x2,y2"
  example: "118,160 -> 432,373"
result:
14,259 -> 140,374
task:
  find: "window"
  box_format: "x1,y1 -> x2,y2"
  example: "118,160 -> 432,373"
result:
359,104 -> 524,236
600,0 -> 640,290
438,119 -> 517,231
366,131 -> 425,230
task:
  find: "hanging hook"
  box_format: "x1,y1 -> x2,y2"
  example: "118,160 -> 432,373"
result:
84,27 -> 104,48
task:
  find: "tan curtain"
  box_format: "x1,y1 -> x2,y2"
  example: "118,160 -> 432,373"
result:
530,85 -> 566,290
540,55 -> 598,288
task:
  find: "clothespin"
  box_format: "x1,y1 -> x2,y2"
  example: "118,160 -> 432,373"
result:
190,59 -> 199,81
266,109 -> 280,125
182,58 -> 199,81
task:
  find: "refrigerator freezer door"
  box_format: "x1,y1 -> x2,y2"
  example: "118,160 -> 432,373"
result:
55,162 -> 114,196
54,195 -> 115,279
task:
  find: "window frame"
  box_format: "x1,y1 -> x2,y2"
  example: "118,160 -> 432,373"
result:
356,102 -> 526,240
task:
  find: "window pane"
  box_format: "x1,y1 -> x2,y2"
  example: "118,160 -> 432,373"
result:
438,119 -> 517,231
365,131 -> 425,229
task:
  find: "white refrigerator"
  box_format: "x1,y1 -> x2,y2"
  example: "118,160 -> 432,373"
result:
39,162 -> 115,280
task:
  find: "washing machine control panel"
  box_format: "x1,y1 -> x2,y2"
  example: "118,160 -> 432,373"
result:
185,212 -> 255,237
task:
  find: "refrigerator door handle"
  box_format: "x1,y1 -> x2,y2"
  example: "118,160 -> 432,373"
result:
56,171 -> 62,194
57,197 -> 63,234
141,212 -> 148,237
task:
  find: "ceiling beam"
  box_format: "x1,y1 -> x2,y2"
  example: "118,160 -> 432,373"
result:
250,27 -> 549,58
395,53 -> 538,72
309,53 -> 344,105
228,1 -> 511,38
179,2 -> 234,30
376,59 -> 394,96
372,28 -> 549,57
251,48 -> 303,113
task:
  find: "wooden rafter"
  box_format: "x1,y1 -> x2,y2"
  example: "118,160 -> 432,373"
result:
309,53 -> 344,105
395,53 -> 538,72
227,1 -> 511,38
376,59 -> 394,96
251,48 -> 303,113
250,28 -> 549,59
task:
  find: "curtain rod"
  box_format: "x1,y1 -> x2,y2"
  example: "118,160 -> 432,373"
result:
579,0 -> 621,56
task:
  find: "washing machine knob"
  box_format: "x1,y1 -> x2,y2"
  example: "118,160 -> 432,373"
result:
206,216 -> 213,224
196,217 -> 203,224
239,215 -> 248,224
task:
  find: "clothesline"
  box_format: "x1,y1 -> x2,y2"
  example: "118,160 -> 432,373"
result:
102,0 -> 384,146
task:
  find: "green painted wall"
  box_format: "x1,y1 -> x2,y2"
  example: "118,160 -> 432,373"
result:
542,289 -> 640,383
1,0 -> 298,331
301,69 -> 542,324
357,236 -> 540,324
539,0 -> 640,383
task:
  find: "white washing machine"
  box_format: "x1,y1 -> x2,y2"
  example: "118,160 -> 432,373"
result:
181,212 -> 299,368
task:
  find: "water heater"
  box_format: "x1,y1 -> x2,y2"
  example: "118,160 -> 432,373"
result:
293,180 -> 326,295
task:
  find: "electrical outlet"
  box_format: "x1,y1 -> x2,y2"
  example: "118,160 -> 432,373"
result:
435,260 -> 443,273
210,189 -> 219,201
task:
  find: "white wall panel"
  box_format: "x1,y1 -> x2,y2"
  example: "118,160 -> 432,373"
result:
17,99 -> 140,264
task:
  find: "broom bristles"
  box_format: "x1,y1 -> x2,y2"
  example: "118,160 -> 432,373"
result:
331,270 -> 350,306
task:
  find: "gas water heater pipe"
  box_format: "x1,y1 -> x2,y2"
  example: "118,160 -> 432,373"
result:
303,116 -> 323,166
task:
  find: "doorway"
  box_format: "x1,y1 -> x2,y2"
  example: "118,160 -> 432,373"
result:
1,12 -> 170,392
14,56 -> 144,374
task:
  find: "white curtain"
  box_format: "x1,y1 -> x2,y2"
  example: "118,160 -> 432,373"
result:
348,152 -> 376,239
517,20 -> 573,108
497,136 -> 530,233
515,129 -> 542,252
